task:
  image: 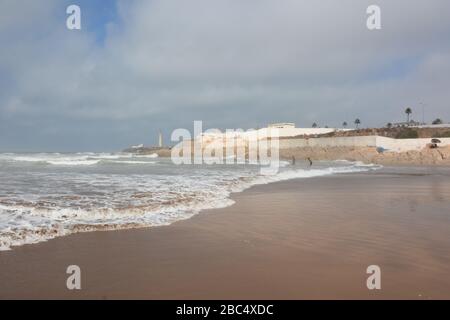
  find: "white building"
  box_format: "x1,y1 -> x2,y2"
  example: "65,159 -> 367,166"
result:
200,123 -> 351,144
268,123 -> 296,129
259,123 -> 342,138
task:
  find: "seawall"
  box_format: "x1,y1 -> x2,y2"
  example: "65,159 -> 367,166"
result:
279,135 -> 450,152
279,136 -> 450,165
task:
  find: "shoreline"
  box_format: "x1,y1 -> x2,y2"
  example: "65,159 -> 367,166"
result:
0,160 -> 373,251
280,146 -> 450,166
136,145 -> 450,166
1,166 -> 450,299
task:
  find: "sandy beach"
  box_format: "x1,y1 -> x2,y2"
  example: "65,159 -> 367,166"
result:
1,166 -> 450,299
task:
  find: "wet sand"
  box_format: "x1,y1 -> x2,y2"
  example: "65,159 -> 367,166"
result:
1,167 -> 450,299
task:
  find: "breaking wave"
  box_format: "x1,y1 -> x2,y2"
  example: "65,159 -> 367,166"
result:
0,152 -> 157,166
0,153 -> 380,250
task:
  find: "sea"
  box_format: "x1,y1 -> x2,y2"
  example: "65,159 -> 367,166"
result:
0,152 -> 379,250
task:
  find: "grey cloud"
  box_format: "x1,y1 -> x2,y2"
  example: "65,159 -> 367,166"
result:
1,0 -> 450,151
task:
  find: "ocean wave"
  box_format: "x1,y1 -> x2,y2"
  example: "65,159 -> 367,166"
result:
0,161 -> 379,251
106,160 -> 157,165
134,153 -> 159,158
46,160 -> 102,166
0,152 -> 160,166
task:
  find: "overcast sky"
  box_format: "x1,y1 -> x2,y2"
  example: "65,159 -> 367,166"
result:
1,0 -> 449,151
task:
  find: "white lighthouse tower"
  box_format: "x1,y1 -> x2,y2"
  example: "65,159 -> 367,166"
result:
158,130 -> 163,148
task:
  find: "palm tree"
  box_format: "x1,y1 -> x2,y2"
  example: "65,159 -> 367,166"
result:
405,107 -> 412,123
386,122 -> 393,129
342,121 -> 348,128
354,118 -> 361,129
312,123 -> 318,128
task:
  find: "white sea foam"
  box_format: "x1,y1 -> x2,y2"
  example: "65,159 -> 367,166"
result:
0,152 -> 154,166
107,160 -> 157,164
134,153 -> 159,158
334,159 -> 381,167
46,160 -> 101,166
0,154 -> 379,250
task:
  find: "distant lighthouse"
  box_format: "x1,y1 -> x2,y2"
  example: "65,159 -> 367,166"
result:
158,130 -> 163,148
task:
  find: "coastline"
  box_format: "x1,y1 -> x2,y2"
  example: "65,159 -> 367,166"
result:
1,166 -> 450,299
280,145 -> 450,166
138,145 -> 450,167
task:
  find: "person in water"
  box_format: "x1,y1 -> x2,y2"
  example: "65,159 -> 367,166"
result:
307,157 -> 313,166
292,156 -> 296,165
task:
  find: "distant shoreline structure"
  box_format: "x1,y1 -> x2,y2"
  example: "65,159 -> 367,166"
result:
124,123 -> 450,166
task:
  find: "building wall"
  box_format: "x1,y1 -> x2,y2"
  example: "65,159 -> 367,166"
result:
279,136 -> 377,149
259,127 -> 338,138
279,136 -> 450,152
201,127 -> 346,140
376,136 -> 450,152
413,124 -> 450,129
